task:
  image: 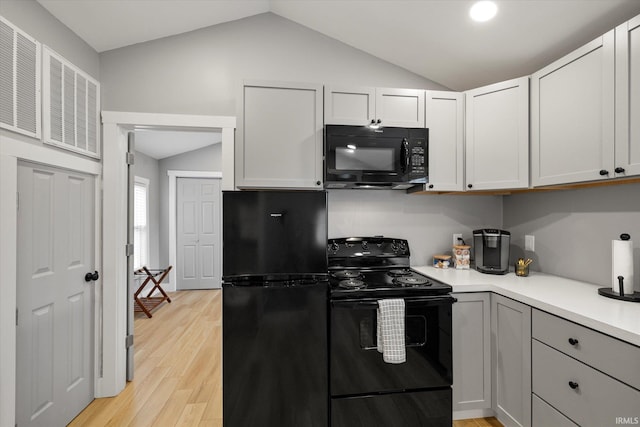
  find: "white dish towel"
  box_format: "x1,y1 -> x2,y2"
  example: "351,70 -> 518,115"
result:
376,298 -> 406,364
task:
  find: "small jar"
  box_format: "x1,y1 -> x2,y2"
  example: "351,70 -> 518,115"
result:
515,262 -> 529,277
433,255 -> 452,269
453,245 -> 471,270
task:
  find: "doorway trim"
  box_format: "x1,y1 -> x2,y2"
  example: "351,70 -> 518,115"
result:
101,111 -> 235,398
168,170 -> 222,291
0,135 -> 102,427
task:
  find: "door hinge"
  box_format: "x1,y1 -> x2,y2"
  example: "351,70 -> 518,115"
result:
126,334 -> 134,349
126,152 -> 135,165
125,243 -> 134,256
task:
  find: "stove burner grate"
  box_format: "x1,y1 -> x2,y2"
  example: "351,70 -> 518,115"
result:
332,270 -> 362,280
387,268 -> 412,277
393,276 -> 431,287
339,279 -> 366,289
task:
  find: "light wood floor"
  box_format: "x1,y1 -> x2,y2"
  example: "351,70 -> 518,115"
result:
70,289 -> 501,427
69,289 -> 222,426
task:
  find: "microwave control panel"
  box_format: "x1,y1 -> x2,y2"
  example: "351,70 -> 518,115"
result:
409,140 -> 426,180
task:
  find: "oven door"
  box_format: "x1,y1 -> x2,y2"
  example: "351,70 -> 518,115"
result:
325,134 -> 407,184
330,295 -> 453,396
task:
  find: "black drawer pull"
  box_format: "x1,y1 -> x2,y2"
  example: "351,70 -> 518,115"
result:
568,381 -> 579,390
568,337 -> 579,346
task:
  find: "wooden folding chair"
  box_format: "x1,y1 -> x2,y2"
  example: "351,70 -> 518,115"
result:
133,265 -> 173,318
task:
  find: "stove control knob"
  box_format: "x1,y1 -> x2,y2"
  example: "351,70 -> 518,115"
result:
391,241 -> 399,252
330,242 -> 339,253
362,241 -> 368,250
399,241 -> 407,252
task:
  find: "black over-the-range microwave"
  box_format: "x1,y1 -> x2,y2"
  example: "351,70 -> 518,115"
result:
324,125 -> 428,190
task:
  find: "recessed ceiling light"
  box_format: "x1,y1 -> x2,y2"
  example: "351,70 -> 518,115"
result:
470,1 -> 498,22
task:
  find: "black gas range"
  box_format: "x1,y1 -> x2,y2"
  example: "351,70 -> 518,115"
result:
327,236 -> 454,427
328,236 -> 452,299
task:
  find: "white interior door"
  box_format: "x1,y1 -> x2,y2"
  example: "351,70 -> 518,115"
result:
177,177 -> 221,290
16,162 -> 95,427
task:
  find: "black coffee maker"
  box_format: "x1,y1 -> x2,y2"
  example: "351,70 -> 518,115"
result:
473,229 -> 510,274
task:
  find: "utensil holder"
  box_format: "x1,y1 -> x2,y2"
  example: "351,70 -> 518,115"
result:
515,263 -> 529,277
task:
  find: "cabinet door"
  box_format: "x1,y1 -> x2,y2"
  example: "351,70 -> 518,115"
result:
376,88 -> 425,128
425,91 -> 464,192
238,81 -> 324,189
615,15 -> 640,177
531,30 -> 615,186
491,294 -> 532,427
324,86 -> 375,126
465,77 -> 529,191
452,293 -> 491,414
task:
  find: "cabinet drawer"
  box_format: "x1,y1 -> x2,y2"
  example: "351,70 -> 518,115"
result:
532,394 -> 577,427
532,309 -> 640,390
532,340 -> 640,427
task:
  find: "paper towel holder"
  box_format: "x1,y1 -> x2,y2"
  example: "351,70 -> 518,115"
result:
598,233 -> 640,302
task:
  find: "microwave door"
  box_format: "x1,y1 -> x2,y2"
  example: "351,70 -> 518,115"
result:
327,137 -> 403,182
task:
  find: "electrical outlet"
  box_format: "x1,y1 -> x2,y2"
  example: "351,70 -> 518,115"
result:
453,233 -> 463,247
525,235 -> 535,251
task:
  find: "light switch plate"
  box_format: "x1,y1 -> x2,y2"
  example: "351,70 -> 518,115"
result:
525,235 -> 535,251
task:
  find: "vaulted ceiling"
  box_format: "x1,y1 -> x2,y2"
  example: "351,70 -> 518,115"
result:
36,0 -> 640,90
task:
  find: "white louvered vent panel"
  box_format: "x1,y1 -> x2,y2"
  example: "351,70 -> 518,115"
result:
49,56 -> 63,142
63,64 -> 75,146
0,16 -> 40,138
0,20 -> 14,128
16,33 -> 38,134
76,74 -> 87,150
87,81 -> 98,154
43,46 -> 100,158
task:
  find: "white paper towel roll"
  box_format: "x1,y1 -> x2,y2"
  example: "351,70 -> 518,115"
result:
612,239 -> 634,295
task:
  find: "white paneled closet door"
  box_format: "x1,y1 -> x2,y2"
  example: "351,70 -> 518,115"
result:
16,162 -> 95,427
177,177 -> 222,290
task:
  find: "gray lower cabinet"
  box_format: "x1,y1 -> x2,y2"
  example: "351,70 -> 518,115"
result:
491,294 -> 532,427
237,80 -> 324,189
532,394 -> 577,427
452,293 -> 492,415
531,309 -> 640,427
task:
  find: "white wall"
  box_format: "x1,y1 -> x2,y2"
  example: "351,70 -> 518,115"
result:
329,190 -> 503,266
99,12 -> 449,116
132,151 -> 161,269
503,182 -> 640,290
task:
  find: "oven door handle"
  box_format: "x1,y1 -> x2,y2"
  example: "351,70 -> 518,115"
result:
331,295 -> 457,309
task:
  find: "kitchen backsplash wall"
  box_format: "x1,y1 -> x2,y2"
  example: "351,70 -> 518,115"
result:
99,12 -> 447,116
328,190 -> 503,267
503,182 -> 640,291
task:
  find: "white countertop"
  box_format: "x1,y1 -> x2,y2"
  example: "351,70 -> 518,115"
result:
412,266 -> 640,347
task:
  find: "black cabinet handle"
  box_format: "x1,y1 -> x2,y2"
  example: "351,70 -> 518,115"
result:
316,180 -> 321,186
85,271 -> 99,282
599,169 -> 609,176
568,338 -> 579,346
568,381 -> 579,390
467,184 -> 473,189
615,167 -> 626,174
428,184 -> 434,189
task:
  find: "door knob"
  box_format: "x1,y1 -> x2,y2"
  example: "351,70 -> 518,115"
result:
615,167 -> 626,174
85,271 -> 99,282
599,169 -> 609,176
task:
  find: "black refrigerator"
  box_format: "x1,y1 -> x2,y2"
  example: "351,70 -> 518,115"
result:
222,190 -> 328,427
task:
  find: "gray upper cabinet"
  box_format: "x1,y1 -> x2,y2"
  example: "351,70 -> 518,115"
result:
325,86 -> 424,127
424,91 -> 464,192
531,30 -> 616,186
465,77 -> 529,191
237,80 -> 324,189
615,15 -> 640,178
452,293 -> 492,415
491,294 -> 532,427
